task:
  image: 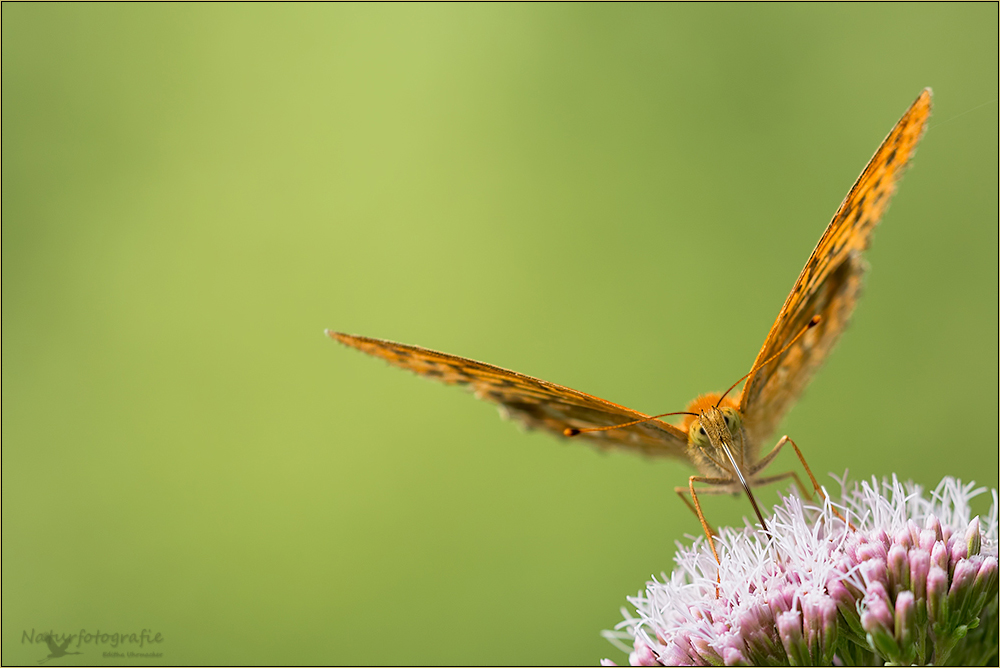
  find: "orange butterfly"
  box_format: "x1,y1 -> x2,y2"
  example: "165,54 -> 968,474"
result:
328,89 -> 932,555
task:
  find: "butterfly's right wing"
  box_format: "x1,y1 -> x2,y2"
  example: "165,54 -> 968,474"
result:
739,89 -> 932,450
327,331 -> 690,458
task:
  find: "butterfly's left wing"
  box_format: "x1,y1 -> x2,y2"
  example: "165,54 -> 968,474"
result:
739,89 -> 932,450
328,331 -> 690,458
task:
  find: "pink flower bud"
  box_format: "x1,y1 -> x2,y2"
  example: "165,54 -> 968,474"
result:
777,610 -> 805,665
887,544 -> 910,595
948,558 -> 979,619
926,565 -> 949,623
975,556 -> 998,592
966,517 -> 982,557
918,528 -> 937,552
721,646 -> 745,666
925,514 -> 944,542
858,542 -> 886,564
931,541 -> 949,572
860,557 -> 888,587
905,519 -> 921,548
631,642 -> 660,666
861,581 -> 894,634
949,536 -> 968,574
894,591 -> 915,645
909,549 -> 931,602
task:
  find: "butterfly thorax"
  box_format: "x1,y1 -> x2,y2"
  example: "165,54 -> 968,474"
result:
682,394 -> 753,480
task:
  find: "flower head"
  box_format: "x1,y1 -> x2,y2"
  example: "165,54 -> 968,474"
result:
603,476 -> 999,666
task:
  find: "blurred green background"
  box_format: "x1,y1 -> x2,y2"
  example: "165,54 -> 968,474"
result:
3,4 -> 997,665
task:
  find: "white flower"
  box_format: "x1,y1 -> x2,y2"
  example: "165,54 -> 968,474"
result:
603,475 -> 999,666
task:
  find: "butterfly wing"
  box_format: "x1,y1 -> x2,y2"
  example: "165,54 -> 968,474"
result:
739,89 -> 932,450
328,331 -> 689,457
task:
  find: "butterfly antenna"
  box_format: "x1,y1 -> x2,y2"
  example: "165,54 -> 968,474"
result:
715,315 -> 822,408
564,412 -> 698,437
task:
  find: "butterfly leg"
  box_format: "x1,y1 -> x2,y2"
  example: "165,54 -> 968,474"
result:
751,470 -> 810,498
676,477 -> 735,596
675,476 -> 732,566
752,436 -> 856,530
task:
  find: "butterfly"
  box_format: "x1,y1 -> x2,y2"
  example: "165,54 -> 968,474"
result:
328,89 -> 932,549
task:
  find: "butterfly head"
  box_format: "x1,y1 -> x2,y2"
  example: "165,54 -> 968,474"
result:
688,405 -> 742,451
680,393 -> 747,477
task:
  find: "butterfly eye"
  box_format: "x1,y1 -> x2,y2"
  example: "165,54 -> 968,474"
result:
699,427 -> 706,436
723,409 -> 742,434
